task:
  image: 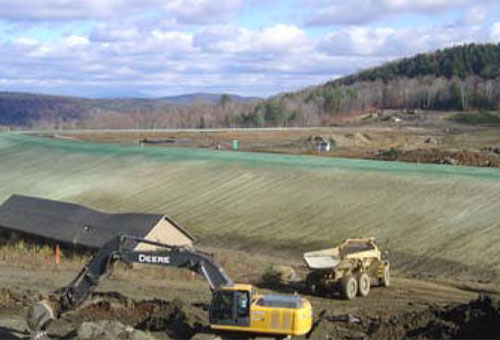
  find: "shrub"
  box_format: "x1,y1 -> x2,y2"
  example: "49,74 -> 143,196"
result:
259,265 -> 281,287
447,112 -> 500,125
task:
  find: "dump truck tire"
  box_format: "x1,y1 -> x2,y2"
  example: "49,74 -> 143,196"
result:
305,273 -> 318,296
340,275 -> 358,300
380,264 -> 390,287
357,273 -> 370,297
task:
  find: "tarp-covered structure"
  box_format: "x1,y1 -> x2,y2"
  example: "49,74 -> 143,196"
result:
0,195 -> 195,250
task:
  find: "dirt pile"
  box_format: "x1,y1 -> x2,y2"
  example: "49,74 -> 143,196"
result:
372,295 -> 500,339
65,292 -> 201,339
438,295 -> 500,339
373,148 -> 500,167
309,295 -> 500,339
0,287 -> 36,311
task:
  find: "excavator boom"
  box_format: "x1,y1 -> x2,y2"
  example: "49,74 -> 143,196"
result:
27,234 -> 312,339
27,234 -> 233,333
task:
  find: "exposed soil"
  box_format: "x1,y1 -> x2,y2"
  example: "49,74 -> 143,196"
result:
0,285 -> 498,340
1,260 -> 497,340
309,295 -> 500,339
372,148 -> 500,167
47,119 -> 500,168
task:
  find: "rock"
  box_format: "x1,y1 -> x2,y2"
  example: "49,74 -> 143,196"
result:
77,321 -> 126,339
353,132 -> 371,144
275,265 -> 298,282
326,313 -> 362,324
129,329 -> 157,340
441,157 -> 459,166
424,137 -> 438,144
77,321 -> 156,340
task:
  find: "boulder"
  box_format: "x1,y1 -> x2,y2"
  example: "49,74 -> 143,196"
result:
77,321 -> 156,340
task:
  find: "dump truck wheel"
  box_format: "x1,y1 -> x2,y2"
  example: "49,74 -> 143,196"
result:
357,273 -> 370,297
305,273 -> 318,295
380,264 -> 390,287
340,275 -> 358,300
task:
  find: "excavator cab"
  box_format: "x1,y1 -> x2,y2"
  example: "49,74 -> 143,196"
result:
210,284 -> 252,327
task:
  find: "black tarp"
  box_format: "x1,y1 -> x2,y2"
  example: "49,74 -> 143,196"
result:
0,194 -> 164,249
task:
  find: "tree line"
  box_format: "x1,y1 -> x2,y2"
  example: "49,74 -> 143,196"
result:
2,44 -> 500,130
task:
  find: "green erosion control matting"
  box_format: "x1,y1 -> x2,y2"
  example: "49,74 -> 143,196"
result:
0,132 -> 499,279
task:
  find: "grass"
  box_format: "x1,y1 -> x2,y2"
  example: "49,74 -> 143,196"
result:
447,112 -> 500,125
0,132 -> 500,281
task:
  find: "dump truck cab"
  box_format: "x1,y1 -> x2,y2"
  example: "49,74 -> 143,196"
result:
210,284 -> 313,336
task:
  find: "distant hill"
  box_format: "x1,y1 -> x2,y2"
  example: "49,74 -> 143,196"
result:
159,93 -> 260,105
233,43 -> 500,127
0,92 -> 260,129
0,92 -> 91,127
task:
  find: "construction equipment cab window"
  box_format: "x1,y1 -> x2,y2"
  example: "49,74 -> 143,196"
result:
210,289 -> 250,327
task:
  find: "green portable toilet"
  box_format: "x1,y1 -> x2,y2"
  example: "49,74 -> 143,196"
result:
232,140 -> 239,150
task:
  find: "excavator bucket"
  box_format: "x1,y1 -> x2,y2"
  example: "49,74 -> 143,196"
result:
26,300 -> 55,333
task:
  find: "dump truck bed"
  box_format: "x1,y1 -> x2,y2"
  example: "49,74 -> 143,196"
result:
303,238 -> 380,270
303,247 -> 341,270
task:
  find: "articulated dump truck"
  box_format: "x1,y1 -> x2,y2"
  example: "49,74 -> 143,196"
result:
303,238 -> 390,300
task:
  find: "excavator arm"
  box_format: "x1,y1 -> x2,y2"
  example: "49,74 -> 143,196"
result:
26,234 -> 233,334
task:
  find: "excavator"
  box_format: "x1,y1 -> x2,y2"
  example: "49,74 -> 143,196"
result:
26,235 -> 313,339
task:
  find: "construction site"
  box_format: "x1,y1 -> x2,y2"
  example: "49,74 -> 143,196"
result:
0,130 -> 499,339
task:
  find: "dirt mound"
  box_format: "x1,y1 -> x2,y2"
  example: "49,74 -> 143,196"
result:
0,287 -> 37,311
372,295 -> 500,339
439,295 -> 500,339
373,148 -> 500,167
309,295 -> 500,339
62,292 -> 201,339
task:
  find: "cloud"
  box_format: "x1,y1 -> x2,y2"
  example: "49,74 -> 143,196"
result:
0,0 -> 163,21
305,0 -> 381,26
0,0 -> 243,25
194,24 -> 311,55
305,0 -> 495,26
491,22 -> 500,42
90,24 -> 140,42
380,0 -> 463,12
460,6 -> 489,25
164,0 -> 244,25
66,35 -> 90,48
320,24 -> 487,57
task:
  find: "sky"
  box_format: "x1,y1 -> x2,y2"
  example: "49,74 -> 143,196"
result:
0,0 -> 500,98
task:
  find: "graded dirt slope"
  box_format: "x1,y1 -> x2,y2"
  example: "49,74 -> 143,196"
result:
0,132 -> 499,283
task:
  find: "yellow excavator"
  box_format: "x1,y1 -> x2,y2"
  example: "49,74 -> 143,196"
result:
27,235 -> 312,339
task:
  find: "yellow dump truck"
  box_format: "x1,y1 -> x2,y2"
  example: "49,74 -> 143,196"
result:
303,238 -> 390,299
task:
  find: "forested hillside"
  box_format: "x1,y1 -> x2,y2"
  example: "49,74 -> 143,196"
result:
0,92 -> 257,129
233,43 -> 500,127
0,93 -> 91,128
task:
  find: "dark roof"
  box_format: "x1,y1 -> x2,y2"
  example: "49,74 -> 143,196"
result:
0,195 -> 192,249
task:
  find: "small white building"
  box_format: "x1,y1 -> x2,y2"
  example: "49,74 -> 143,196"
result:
317,141 -> 331,152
